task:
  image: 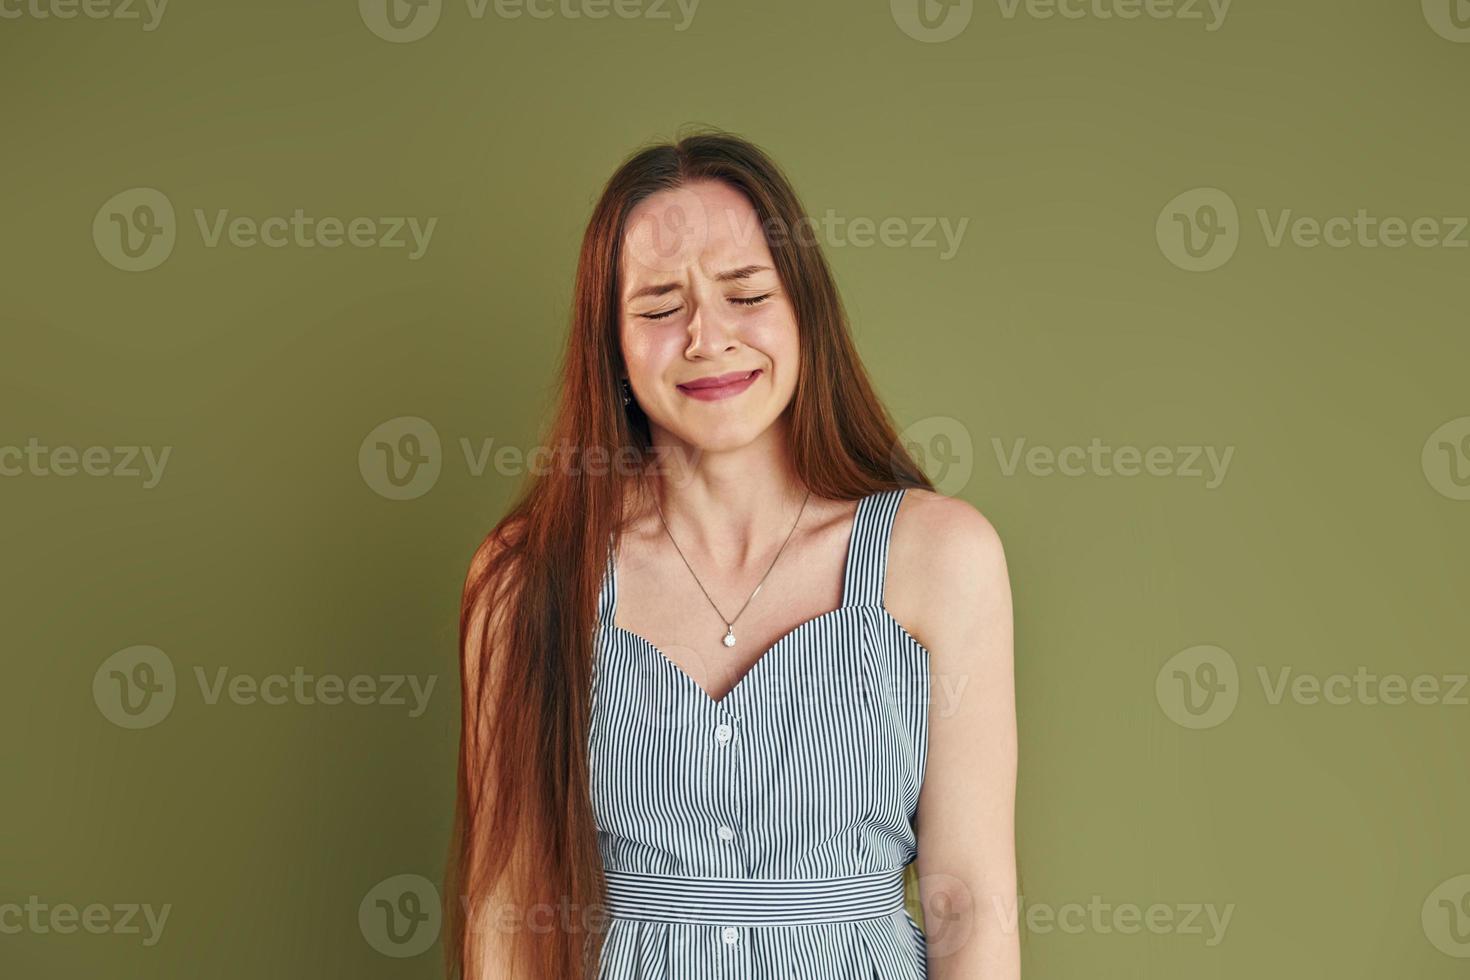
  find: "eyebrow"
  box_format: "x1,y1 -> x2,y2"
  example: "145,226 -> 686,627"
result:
625,264 -> 773,302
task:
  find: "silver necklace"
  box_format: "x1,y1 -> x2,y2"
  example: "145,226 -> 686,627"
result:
650,487 -> 812,648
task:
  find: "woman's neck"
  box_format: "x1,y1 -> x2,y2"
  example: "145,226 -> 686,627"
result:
637,424 -> 809,567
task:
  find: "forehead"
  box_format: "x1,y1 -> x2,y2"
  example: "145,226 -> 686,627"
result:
620,179 -> 773,291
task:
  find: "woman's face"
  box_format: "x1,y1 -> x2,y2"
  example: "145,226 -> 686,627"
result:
618,178 -> 800,455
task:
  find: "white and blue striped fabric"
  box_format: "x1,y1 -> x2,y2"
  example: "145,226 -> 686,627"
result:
589,487 -> 932,979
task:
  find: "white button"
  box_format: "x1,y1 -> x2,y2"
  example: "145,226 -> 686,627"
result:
714,723 -> 732,745
717,824 -> 735,842
721,926 -> 740,945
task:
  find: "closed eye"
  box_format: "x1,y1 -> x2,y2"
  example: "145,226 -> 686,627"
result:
639,293 -> 774,321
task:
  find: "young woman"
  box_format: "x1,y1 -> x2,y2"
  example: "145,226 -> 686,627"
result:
450,130 -> 1018,980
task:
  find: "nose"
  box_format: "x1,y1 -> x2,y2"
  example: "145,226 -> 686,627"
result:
683,292 -> 740,358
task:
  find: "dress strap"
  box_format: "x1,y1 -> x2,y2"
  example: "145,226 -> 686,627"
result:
840,487 -> 908,608
603,489 -> 909,620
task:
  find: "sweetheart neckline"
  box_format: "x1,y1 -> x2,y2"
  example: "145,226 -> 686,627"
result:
608,604 -> 930,709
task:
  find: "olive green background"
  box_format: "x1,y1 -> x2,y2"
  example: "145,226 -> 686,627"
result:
3,0 -> 1468,976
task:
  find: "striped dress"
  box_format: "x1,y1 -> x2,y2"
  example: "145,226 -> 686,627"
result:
589,487 -> 932,979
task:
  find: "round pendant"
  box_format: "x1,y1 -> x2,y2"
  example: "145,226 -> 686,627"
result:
722,631 -> 736,648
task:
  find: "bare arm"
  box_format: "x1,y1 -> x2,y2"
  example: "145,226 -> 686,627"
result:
459,530 -> 530,979
906,493 -> 1020,979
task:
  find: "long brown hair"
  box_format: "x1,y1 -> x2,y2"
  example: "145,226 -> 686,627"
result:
447,127 -> 934,980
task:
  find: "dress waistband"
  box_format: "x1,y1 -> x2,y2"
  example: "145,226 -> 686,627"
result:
602,867 -> 908,926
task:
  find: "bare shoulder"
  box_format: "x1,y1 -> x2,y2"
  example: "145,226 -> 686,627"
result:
465,514 -> 527,587
888,488 -> 1012,660
461,515 -> 527,698
468,511 -> 534,604
890,487 -> 1008,594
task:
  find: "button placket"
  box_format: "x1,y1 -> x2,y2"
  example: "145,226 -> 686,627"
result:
713,708 -> 746,883
716,709 -> 743,962
717,922 -> 747,980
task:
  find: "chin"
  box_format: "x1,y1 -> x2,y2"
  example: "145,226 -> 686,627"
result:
667,416 -> 773,455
